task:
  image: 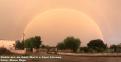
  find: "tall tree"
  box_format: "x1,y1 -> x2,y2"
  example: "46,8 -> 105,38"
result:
24,36 -> 42,49
63,36 -> 81,52
15,40 -> 24,50
87,39 -> 107,52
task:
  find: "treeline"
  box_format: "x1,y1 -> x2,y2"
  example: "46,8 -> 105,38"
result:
15,36 -> 121,53
56,37 -> 107,53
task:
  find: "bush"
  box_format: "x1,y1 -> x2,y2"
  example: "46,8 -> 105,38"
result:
0,48 -> 12,55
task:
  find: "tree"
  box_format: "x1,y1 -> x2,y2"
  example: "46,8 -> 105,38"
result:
63,37 -> 81,52
87,39 -> 107,52
33,36 -> 42,48
110,44 -> 121,53
110,45 -> 117,52
57,42 -> 65,50
24,36 -> 42,50
15,40 -> 24,50
24,39 -> 33,49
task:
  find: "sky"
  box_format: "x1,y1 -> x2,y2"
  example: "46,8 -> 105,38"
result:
0,0 -> 121,46
24,9 -> 104,46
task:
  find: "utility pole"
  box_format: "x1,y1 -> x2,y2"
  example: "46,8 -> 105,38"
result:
22,33 -> 26,52
23,33 -> 25,41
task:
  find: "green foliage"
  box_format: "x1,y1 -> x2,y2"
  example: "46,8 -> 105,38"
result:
34,36 -> 42,48
57,36 -> 81,52
15,40 -> 24,50
57,42 -> 65,50
87,39 -> 107,52
24,36 -> 42,49
24,39 -> 32,48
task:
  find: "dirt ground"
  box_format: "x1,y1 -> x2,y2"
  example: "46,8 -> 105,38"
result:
26,52 -> 121,62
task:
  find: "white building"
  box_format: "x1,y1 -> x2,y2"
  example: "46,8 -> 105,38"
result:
0,40 -> 15,50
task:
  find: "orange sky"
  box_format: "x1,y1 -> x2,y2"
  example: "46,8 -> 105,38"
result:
24,9 -> 103,46
0,0 -> 121,45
